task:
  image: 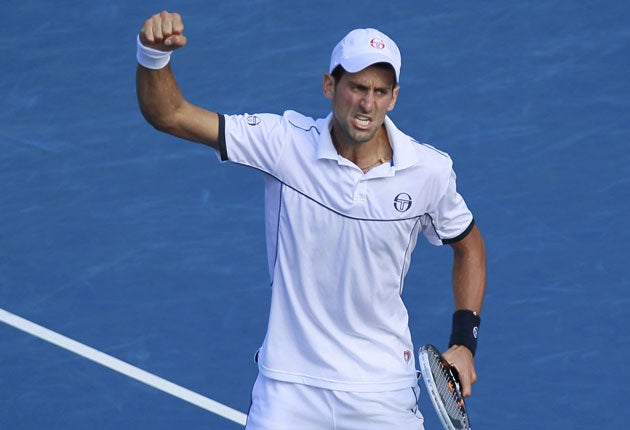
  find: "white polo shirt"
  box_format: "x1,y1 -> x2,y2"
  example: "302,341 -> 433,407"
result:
216,110 -> 474,392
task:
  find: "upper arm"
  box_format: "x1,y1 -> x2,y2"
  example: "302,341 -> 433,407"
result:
449,222 -> 484,254
167,101 -> 221,149
449,224 -> 486,312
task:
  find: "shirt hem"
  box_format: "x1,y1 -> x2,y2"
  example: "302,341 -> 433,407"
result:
258,365 -> 418,393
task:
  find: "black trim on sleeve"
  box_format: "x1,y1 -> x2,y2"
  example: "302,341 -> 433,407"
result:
218,114 -> 228,161
442,219 -> 475,245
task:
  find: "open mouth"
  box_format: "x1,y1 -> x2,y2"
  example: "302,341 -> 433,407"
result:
354,115 -> 371,129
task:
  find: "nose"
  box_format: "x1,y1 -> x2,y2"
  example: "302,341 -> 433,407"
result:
360,90 -> 375,111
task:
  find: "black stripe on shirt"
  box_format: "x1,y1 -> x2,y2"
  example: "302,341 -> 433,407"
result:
218,114 -> 228,161
442,219 -> 475,245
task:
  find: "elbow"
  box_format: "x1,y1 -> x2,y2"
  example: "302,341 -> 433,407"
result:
140,108 -> 179,135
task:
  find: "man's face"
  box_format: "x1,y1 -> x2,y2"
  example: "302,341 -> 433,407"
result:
323,66 -> 399,147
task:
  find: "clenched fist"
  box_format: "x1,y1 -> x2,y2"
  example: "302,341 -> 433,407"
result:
139,10 -> 187,51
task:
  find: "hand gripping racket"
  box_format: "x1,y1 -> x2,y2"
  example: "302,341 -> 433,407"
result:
418,344 -> 471,430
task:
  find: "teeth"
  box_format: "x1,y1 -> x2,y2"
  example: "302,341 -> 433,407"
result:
356,117 -> 370,126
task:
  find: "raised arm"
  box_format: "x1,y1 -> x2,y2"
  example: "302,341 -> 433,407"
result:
443,223 -> 486,397
136,11 -> 220,149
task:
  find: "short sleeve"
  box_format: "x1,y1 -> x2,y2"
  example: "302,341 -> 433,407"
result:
421,169 -> 474,245
214,112 -> 288,175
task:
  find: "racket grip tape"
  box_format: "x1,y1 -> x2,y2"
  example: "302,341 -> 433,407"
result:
448,310 -> 481,356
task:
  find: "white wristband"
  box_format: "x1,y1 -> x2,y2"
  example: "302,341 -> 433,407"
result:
136,34 -> 172,70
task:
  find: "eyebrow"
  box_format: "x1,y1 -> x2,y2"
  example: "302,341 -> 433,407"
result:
350,81 -> 394,92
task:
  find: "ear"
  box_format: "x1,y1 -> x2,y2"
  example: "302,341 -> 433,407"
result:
322,73 -> 335,100
387,85 -> 400,111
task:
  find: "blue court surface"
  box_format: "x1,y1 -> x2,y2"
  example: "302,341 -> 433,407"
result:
2,1 -> 628,428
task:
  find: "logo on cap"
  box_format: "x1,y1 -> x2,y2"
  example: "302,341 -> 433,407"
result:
370,38 -> 386,50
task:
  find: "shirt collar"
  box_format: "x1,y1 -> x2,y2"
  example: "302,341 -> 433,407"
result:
316,113 -> 419,172
316,113 -> 338,160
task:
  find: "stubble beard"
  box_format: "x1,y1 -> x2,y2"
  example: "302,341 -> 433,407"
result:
332,115 -> 379,148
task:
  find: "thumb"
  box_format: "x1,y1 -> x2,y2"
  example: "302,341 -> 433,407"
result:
164,34 -> 187,49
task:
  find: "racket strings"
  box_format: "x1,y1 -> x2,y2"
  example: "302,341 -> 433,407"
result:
428,351 -> 468,426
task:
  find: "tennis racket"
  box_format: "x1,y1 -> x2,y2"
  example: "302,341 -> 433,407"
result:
418,344 -> 471,430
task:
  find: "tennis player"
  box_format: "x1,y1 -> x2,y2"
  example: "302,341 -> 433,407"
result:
136,10 -> 486,429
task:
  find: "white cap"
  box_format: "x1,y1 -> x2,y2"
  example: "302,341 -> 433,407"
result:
329,28 -> 401,82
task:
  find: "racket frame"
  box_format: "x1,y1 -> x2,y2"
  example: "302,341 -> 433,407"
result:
418,344 -> 471,430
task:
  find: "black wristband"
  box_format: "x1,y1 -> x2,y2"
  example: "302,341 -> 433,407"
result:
448,309 -> 481,356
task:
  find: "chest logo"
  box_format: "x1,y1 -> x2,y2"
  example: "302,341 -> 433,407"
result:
394,193 -> 412,212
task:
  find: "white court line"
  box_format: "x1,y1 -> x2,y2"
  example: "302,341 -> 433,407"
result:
0,308 -> 248,427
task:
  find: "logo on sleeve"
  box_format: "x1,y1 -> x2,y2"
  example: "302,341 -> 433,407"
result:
394,193 -> 412,212
246,115 -> 261,126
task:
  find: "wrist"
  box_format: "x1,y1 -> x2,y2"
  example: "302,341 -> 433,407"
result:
136,34 -> 172,69
448,309 -> 481,356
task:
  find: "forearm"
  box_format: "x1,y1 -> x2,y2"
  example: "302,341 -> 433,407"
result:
136,62 -> 220,147
136,63 -> 185,132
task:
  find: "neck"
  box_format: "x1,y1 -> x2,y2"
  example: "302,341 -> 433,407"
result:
332,126 -> 392,173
